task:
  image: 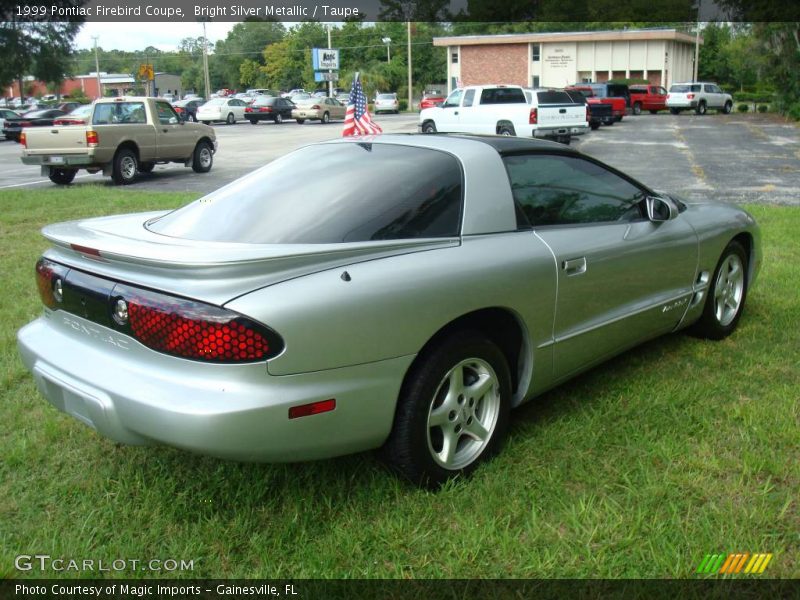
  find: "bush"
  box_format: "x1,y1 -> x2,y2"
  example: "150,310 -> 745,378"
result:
399,99 -> 408,111
737,103 -> 750,113
734,92 -> 775,104
787,103 -> 800,121
757,104 -> 769,113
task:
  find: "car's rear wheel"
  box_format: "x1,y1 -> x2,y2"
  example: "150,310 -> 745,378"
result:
274,113 -> 283,124
48,168 -> 77,185
669,108 -> 681,115
249,119 -> 257,125
633,102 -> 642,115
421,120 -> 436,134
498,125 -> 515,136
321,112 -> 330,124
590,122 -> 600,130
191,140 -> 213,173
112,148 -> 138,185
226,113 -> 235,125
138,161 -> 155,173
690,240 -> 748,340
296,119 -> 305,124
649,110 -> 658,114
696,101 -> 707,115
382,330 -> 511,488
723,101 -> 733,114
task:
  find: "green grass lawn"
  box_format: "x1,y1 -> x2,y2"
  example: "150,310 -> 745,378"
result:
0,187 -> 797,579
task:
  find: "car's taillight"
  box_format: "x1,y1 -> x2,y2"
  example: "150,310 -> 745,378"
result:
245,107 -> 251,112
19,121 -> 31,127
114,284 -> 283,363
586,106 -> 590,122
86,130 -> 99,147
687,93 -> 695,100
311,104 -> 320,110
19,132 -> 26,147
529,108 -> 538,125
259,107 -> 272,112
35,258 -> 68,309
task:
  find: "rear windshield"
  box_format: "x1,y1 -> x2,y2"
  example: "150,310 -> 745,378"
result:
253,97 -> 276,105
92,102 -> 146,125
480,88 -> 526,104
148,143 -> 464,244
377,94 -> 396,100
670,84 -> 701,93
205,99 -> 225,106
536,90 -> 574,104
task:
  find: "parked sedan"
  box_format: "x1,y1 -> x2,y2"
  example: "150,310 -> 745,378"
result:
374,93 -> 400,114
420,91 -> 446,110
196,98 -> 248,124
17,135 -> 760,488
3,108 -> 66,141
172,99 -> 203,122
244,96 -> 295,124
292,97 -> 346,124
53,104 -> 93,126
0,108 -> 20,137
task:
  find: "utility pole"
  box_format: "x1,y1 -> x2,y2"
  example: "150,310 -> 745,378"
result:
693,23 -> 700,81
202,21 -> 211,99
382,37 -> 391,62
407,22 -> 413,112
92,36 -> 101,99
327,24 -> 333,97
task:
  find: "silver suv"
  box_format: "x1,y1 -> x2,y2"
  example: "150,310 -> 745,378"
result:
666,82 -> 733,115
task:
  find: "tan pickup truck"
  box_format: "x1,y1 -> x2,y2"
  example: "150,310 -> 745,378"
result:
20,97 -> 217,185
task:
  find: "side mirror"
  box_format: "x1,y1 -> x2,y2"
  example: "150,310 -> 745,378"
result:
645,196 -> 679,222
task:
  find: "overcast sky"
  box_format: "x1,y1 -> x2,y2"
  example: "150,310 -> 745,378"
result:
74,22 -> 238,52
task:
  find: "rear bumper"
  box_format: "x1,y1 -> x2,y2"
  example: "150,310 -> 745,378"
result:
17,312 -> 413,462
22,154 -> 94,167
533,124 -> 589,138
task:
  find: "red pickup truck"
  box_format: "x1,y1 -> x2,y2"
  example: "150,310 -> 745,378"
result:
566,84 -> 627,123
629,85 -> 669,114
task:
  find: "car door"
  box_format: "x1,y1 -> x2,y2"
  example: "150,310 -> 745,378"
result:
653,86 -> 668,109
232,99 -> 248,120
435,89 -> 463,132
154,101 -> 195,159
503,152 -> 698,380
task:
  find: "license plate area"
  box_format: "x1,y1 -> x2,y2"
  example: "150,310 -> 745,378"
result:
46,156 -> 65,165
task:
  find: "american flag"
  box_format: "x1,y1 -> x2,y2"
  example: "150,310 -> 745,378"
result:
342,72 -> 383,137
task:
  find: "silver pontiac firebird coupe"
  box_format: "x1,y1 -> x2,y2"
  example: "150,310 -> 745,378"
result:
18,134 -> 760,487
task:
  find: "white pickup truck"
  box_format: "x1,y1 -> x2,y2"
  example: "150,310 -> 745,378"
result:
20,97 -> 217,185
418,85 -> 589,144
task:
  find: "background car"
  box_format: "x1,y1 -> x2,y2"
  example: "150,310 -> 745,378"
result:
17,134 -> 760,488
172,98 -> 203,122
0,107 -> 20,136
292,97 -> 347,124
244,96 -> 295,124
420,90 -> 446,110
196,98 -> 248,124
282,88 -> 306,98
3,108 -> 66,141
53,104 -> 92,125
667,82 -> 733,115
374,93 -> 400,114
290,93 -> 312,105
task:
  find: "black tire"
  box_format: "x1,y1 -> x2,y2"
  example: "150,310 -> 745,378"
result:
226,113 -> 235,125
111,148 -> 138,185
201,121 -> 210,125
723,101 -> 733,114
421,120 -> 436,134
249,119 -> 257,125
381,330 -> 512,488
649,110 -> 659,115
296,119 -> 305,124
274,113 -> 283,124
498,125 -> 515,136
48,168 -> 77,185
689,240 -> 749,340
696,101 -> 707,115
604,119 -> 614,126
191,140 -> 213,173
321,112 -> 330,124
590,122 -> 600,130
670,108 -> 681,115
138,161 -> 155,173
633,102 -> 642,115
557,135 -> 571,145
615,115 -> 623,122
190,113 -> 197,122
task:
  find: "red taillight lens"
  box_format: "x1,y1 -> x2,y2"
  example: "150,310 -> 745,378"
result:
311,104 -> 320,110
20,132 -> 26,147
687,93 -> 695,100
19,120 -> 32,127
259,107 -> 271,112
116,285 -> 282,363
245,107 -> 252,112
586,106 -> 590,122
529,108 -> 538,125
35,258 -> 68,309
86,130 -> 99,147
288,399 -> 336,419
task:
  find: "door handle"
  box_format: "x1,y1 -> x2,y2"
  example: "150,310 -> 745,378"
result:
562,257 -> 587,276
454,111 -> 459,115
162,128 -> 168,133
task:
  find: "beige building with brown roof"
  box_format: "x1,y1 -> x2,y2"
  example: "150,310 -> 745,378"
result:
434,28 -> 702,92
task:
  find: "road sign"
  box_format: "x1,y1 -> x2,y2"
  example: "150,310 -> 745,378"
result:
312,48 -> 339,71
137,64 -> 154,81
314,72 -> 339,82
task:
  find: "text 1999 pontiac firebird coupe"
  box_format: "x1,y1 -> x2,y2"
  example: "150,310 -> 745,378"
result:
18,134 -> 760,487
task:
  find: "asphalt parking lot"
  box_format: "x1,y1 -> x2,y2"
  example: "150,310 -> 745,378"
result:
1,111 -> 797,205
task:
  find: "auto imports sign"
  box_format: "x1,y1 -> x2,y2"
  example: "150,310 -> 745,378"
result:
312,48 -> 340,71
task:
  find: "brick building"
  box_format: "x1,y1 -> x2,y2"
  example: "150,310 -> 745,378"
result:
434,28 -> 701,93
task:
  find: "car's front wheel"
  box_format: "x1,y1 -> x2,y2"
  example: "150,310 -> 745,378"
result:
421,120 -> 437,134
321,112 -> 330,124
690,240 -> 748,340
191,140 -> 213,173
669,108 -> 681,115
382,330 -> 511,488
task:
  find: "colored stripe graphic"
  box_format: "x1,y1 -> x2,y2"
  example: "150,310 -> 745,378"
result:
696,553 -> 773,575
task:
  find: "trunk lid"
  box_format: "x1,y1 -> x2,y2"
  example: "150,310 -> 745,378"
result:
41,212 -> 458,306
23,125 -> 89,155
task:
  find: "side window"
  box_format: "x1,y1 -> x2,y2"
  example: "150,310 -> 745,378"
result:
462,89 -> 475,107
658,87 -> 668,95
503,154 -> 646,227
443,89 -> 463,108
156,102 -> 179,124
